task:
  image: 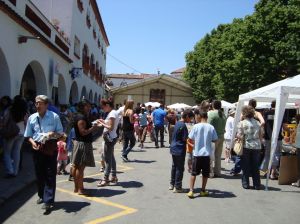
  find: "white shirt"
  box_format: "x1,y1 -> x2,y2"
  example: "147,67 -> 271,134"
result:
224,116 -> 234,140
104,110 -> 119,139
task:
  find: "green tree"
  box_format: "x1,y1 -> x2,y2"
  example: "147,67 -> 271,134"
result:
184,0 -> 300,103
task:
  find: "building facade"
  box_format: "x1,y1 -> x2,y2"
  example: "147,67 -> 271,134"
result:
106,73 -> 156,89
111,75 -> 195,107
0,0 -> 109,105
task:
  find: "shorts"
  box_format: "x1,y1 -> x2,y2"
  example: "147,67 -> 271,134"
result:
192,156 -> 210,177
224,139 -> 232,149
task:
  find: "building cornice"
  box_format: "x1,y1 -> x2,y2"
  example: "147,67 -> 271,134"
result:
0,0 -> 73,63
90,0 -> 109,47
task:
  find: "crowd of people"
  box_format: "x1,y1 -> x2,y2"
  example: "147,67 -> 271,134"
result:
1,94 -> 300,213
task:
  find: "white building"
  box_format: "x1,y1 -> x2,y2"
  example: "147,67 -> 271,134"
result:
0,0 -> 109,105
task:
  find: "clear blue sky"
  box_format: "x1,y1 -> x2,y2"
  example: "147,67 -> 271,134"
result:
97,0 -> 259,75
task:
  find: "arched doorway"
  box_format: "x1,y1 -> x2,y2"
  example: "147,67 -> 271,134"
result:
69,81 -> 79,104
81,86 -> 87,100
58,74 -> 67,104
88,90 -> 93,102
0,48 -> 11,97
20,61 -> 47,101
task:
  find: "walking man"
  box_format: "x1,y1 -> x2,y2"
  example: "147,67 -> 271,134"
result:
152,104 -> 167,148
24,95 -> 63,213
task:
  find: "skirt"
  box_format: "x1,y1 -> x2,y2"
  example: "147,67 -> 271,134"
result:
71,140 -> 95,167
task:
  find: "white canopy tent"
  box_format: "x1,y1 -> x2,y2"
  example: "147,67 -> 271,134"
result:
145,102 -> 160,108
167,103 -> 192,110
232,74 -> 300,190
221,100 -> 235,117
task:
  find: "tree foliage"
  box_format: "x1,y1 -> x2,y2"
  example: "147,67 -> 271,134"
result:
184,0 -> 300,103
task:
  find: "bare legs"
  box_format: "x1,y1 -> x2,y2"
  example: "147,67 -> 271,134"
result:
189,175 -> 208,192
72,165 -> 85,194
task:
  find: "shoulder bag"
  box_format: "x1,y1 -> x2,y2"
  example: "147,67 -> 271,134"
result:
0,112 -> 20,139
37,117 -> 58,156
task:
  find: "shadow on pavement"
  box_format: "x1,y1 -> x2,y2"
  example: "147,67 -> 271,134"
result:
52,201 -> 91,213
205,189 -> 236,198
118,181 -> 144,188
131,149 -> 147,152
84,177 -> 99,183
127,159 -> 156,164
87,188 -> 126,197
0,182 -> 36,223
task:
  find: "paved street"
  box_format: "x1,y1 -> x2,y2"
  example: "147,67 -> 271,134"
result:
0,133 -> 299,224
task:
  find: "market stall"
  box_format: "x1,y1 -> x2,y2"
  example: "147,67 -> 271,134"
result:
232,74 -> 300,190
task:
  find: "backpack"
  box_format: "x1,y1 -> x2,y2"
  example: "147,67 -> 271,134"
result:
0,112 -> 20,139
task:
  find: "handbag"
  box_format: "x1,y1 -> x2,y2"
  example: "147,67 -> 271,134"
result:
37,117 -> 58,156
233,138 -> 243,156
0,112 -> 20,139
38,139 -> 58,156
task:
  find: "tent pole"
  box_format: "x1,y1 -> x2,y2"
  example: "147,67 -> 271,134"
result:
265,90 -> 289,191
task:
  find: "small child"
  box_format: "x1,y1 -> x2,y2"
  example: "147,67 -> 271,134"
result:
57,135 -> 68,175
169,110 -> 194,193
187,109 -> 218,198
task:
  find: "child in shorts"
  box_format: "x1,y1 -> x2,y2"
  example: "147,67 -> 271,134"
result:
187,109 -> 218,198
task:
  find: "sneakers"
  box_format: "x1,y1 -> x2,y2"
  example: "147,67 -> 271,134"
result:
68,175 -> 74,181
168,185 -> 174,190
36,198 -> 43,204
200,191 -> 209,197
187,190 -> 194,198
291,181 -> 300,187
121,155 -> 129,162
173,188 -> 183,193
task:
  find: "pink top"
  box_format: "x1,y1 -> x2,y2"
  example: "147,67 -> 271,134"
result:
133,113 -> 139,127
57,140 -> 68,161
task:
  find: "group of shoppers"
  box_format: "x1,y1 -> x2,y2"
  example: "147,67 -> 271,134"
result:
2,94 -> 299,213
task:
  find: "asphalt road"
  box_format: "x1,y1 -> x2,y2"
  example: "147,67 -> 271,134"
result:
0,134 -> 299,224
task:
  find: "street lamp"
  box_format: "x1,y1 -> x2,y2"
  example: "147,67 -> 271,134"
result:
18,35 -> 40,44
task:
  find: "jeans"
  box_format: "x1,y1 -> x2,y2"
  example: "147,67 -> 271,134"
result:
170,154 -> 185,189
241,148 -> 261,187
154,125 -> 164,147
104,138 -> 117,179
33,150 -> 57,204
260,140 -> 281,170
231,155 -> 242,174
139,126 -> 147,143
3,134 -> 24,175
122,131 -> 136,157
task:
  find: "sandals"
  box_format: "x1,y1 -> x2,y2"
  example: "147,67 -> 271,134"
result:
110,177 -> 118,184
97,179 -> 109,187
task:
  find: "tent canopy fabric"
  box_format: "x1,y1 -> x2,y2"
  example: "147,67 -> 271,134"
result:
239,75 -> 300,103
145,102 -> 160,107
221,100 -> 235,109
167,103 -> 192,110
232,74 -> 300,190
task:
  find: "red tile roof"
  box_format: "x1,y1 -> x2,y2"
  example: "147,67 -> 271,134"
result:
170,67 -> 185,74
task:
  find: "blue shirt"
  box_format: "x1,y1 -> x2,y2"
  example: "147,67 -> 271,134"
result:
152,108 -> 166,127
188,123 -> 218,157
24,110 -> 63,142
139,112 -> 148,126
170,121 -> 188,156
